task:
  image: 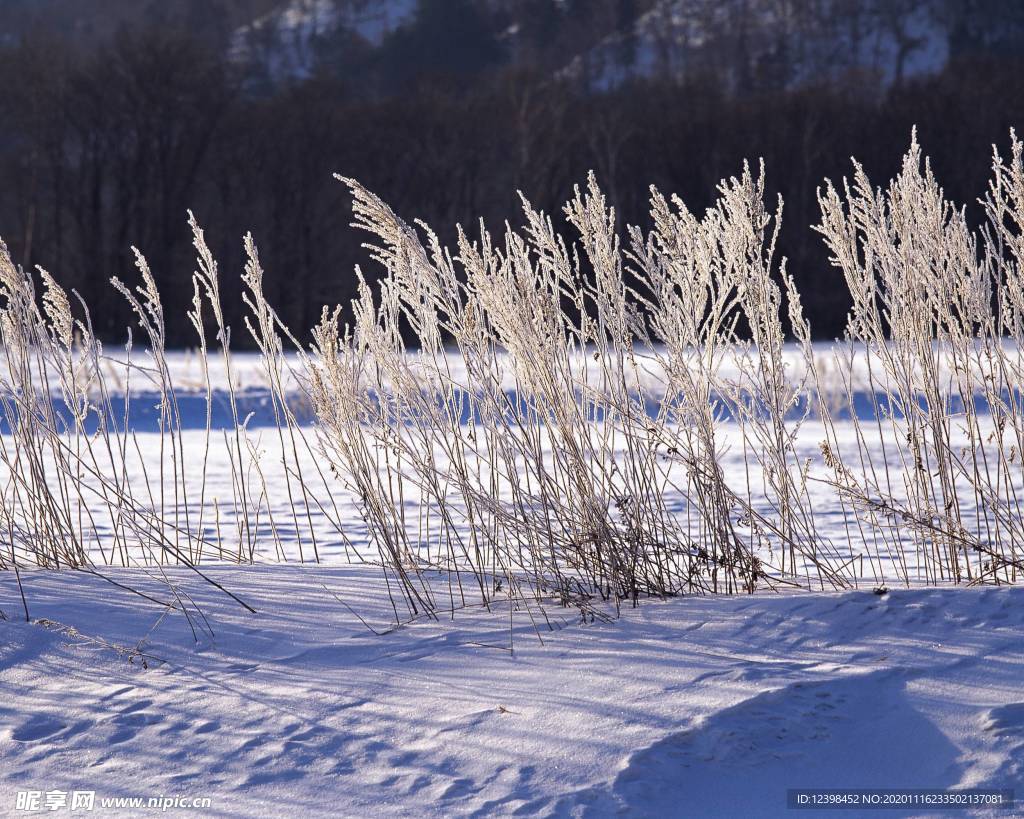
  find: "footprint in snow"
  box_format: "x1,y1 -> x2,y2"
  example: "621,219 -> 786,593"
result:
11,714 -> 66,743
99,685 -> 135,702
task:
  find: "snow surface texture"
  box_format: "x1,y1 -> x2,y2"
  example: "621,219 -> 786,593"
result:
1,570 -> 1022,817
2,346 -> 1024,815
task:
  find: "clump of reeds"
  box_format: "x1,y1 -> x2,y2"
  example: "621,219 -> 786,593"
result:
3,130 -> 1024,629
813,130 -> 1024,587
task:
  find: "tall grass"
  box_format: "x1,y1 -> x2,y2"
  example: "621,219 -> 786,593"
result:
3,131 -> 1024,625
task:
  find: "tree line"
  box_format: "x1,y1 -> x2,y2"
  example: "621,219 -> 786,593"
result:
1,14 -> 1023,344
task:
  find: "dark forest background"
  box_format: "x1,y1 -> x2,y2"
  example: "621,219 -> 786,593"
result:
2,0 -> 1024,345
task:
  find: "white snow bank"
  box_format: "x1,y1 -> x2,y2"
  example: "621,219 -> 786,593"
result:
1,567 -> 1022,816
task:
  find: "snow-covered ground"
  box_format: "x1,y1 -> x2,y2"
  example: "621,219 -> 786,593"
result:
2,346 -> 1024,815
2,568 -> 1022,816
12,341 -> 1016,437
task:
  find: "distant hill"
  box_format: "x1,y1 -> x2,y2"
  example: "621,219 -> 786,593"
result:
227,0 -> 1024,94
7,0 -> 1019,95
